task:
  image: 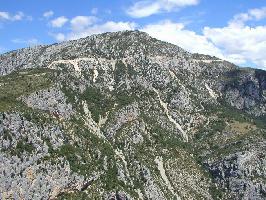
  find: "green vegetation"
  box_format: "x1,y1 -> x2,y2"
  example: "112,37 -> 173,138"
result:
81,87 -> 114,123
217,105 -> 250,123
220,68 -> 252,89
115,90 -> 137,107
209,185 -> 225,200
102,164 -> 120,191
0,57 -> 263,200
16,139 -> 35,154
0,68 -> 57,126
208,102 -> 266,131
210,120 -> 226,133
2,129 -> 12,141
21,105 -> 55,125
61,85 -> 77,106
191,103 -> 264,199
254,115 -> 266,129
0,68 -> 54,112
140,112 -> 191,152
9,137 -> 35,156
42,118 -> 116,179
114,60 -> 127,84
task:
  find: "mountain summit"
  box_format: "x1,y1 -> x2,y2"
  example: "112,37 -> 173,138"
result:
0,31 -> 265,199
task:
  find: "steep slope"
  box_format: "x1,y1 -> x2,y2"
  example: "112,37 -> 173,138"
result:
0,31 -> 265,200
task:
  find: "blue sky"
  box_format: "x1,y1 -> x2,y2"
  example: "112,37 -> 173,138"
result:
1,0 -> 266,69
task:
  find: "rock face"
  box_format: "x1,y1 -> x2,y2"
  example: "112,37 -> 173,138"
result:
0,31 -> 265,199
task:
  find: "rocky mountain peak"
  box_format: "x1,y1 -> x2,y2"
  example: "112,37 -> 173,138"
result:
0,30 -> 191,76
0,31 -> 265,200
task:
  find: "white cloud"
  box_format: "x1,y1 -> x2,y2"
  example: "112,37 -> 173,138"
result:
11,38 -> 39,46
52,33 -> 65,42
141,20 -> 223,58
70,16 -> 98,32
203,25 -> 266,66
0,46 -> 5,53
127,0 -> 199,18
13,11 -> 24,20
229,7 -> 266,27
43,10 -> 54,18
91,8 -> 98,15
0,11 -> 25,21
141,11 -> 266,69
202,7 -> 266,67
50,16 -> 68,28
67,21 -> 137,40
51,14 -> 136,41
49,7 -> 266,69
0,12 -> 9,20
26,16 -> 33,21
249,7 -> 266,20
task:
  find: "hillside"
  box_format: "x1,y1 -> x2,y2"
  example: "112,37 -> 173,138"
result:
0,30 -> 265,200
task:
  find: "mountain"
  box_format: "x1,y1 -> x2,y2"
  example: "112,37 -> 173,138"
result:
0,30 -> 265,200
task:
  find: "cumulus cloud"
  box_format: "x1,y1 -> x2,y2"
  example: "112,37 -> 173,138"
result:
141,8 -> 266,69
51,14 -> 136,41
91,8 -> 98,15
0,11 -> 25,21
43,10 -> 54,19
249,7 -> 266,20
203,25 -> 266,66
50,16 -> 68,28
70,16 -> 98,32
229,7 -> 266,27
52,33 -> 65,42
67,21 -> 137,40
49,7 -> 266,69
0,12 -> 9,20
13,12 -> 25,21
127,0 -> 199,18
141,20 -> 223,58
